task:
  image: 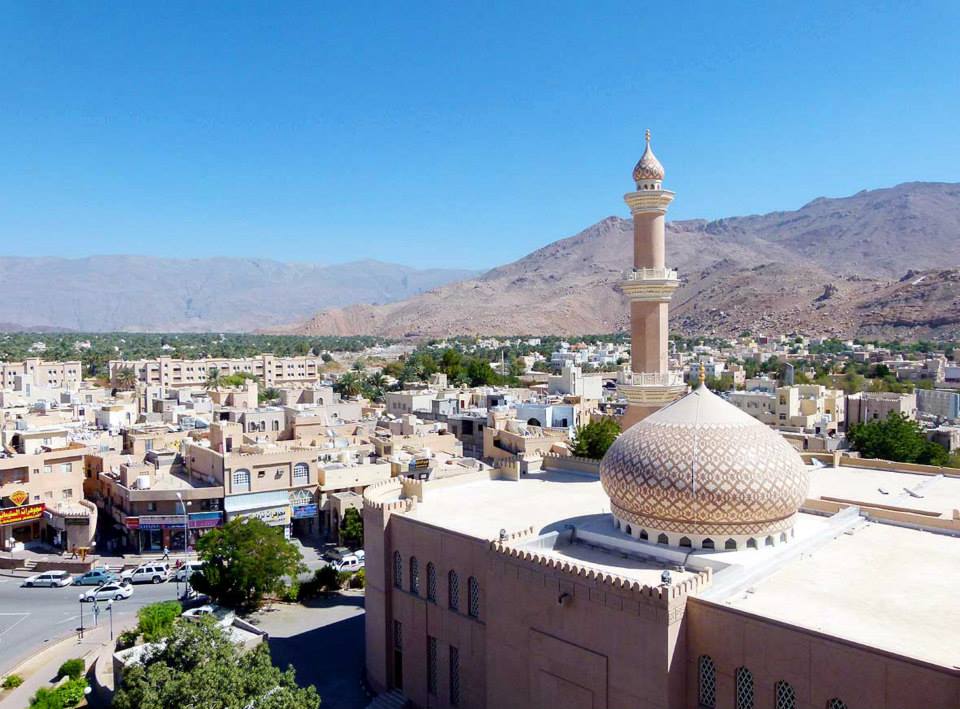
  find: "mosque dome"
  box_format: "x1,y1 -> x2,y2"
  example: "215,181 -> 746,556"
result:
600,383 -> 810,549
632,129 -> 665,185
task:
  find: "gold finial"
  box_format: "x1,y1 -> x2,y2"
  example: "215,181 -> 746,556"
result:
645,128 -> 651,144
698,362 -> 706,386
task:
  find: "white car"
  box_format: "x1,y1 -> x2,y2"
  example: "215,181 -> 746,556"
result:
81,582 -> 133,602
23,570 -> 73,588
335,554 -> 364,573
182,604 -> 234,626
174,561 -> 205,583
121,563 -> 171,584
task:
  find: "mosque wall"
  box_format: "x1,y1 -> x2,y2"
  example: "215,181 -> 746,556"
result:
685,599 -> 960,709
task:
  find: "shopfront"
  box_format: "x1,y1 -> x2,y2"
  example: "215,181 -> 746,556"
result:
126,511 -> 224,553
0,500 -> 45,551
289,488 -> 318,539
224,491 -> 292,538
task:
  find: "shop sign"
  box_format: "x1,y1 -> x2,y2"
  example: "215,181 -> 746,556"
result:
0,503 -> 45,526
188,511 -> 223,529
65,517 -> 88,526
9,490 -> 29,507
126,517 -> 139,530
235,505 -> 290,526
292,504 -> 318,519
408,458 -> 430,472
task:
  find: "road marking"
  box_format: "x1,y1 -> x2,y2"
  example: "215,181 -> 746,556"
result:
0,612 -> 30,639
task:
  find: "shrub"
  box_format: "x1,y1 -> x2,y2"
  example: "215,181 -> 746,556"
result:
57,659 -> 85,681
349,567 -> 365,589
277,581 -> 300,603
29,677 -> 88,708
315,565 -> 340,591
2,674 -> 23,689
137,600 -> 182,642
336,570 -> 353,588
115,628 -> 139,651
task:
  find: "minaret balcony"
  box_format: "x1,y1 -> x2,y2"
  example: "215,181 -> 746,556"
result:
620,268 -> 680,301
617,370 -> 688,406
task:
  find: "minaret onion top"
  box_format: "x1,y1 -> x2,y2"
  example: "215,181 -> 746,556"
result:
632,128 -> 665,185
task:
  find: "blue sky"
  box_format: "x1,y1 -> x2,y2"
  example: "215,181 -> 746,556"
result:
1,2 -> 958,269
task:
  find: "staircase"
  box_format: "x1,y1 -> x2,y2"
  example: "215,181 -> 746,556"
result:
365,690 -> 409,709
22,559 -> 37,572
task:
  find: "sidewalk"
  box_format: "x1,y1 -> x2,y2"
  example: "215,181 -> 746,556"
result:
0,623 -> 117,708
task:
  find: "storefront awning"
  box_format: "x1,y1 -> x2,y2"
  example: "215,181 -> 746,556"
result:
224,490 -> 291,514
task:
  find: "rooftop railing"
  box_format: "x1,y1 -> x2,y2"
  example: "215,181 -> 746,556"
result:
622,267 -> 678,281
618,371 -> 685,387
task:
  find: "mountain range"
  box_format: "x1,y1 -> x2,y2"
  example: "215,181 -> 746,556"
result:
0,257 -> 477,332
284,181 -> 960,340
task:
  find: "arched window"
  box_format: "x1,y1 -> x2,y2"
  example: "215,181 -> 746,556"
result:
468,576 -> 480,618
725,538 -> 738,550
426,563 -> 437,602
232,468 -> 250,492
272,420 -> 280,431
698,655 -> 717,709
825,700 -> 847,709
293,462 -> 309,484
702,538 -> 715,550
393,551 -> 402,589
625,524 -> 632,536
448,570 -> 460,611
639,529 -> 648,541
735,667 -> 754,709
780,532 -> 788,543
747,538 -> 757,549
679,536 -> 692,548
657,533 -> 668,545
774,681 -> 796,709
410,556 -> 420,595
765,536 -> 774,546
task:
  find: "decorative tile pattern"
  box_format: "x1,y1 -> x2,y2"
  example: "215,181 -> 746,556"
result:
601,392 -> 809,538
633,131 -> 665,183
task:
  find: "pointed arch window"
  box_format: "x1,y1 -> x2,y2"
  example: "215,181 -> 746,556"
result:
735,667 -> 754,709
426,562 -> 437,602
448,570 -> 460,611
774,681 -> 796,709
392,551 -> 402,589
698,655 -> 717,708
409,556 -> 420,595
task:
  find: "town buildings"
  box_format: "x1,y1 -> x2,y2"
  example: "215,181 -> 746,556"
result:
108,354 -> 327,388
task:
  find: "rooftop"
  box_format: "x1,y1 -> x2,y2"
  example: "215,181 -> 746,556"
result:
808,464 -> 960,518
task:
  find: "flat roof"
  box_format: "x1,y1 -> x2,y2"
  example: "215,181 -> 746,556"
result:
722,522 -> 960,668
808,464 -> 960,517
403,469 -> 611,540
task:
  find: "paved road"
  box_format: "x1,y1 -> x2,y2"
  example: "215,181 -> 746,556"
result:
0,575 -> 182,676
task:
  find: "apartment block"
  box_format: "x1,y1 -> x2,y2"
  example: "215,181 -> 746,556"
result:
108,354 -> 327,388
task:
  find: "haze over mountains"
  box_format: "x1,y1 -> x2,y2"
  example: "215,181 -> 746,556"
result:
286,181 -> 960,340
0,258 -> 477,332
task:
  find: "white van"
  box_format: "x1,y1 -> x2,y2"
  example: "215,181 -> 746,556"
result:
335,554 -> 364,573
122,562 -> 171,584
174,561 -> 205,583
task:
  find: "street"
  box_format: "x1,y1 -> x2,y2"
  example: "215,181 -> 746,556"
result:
0,575 -> 182,676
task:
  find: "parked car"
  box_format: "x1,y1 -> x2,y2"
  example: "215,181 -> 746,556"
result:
334,554 -> 364,573
182,604 -> 234,626
322,546 -> 351,563
74,569 -> 119,586
121,563 -> 171,584
22,570 -> 73,588
81,582 -> 133,602
174,561 -> 205,583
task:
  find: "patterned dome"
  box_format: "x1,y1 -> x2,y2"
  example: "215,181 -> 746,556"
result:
632,129 -> 665,184
600,385 -> 809,543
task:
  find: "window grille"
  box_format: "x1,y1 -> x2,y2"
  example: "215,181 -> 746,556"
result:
232,469 -> 250,491
427,636 -> 438,695
410,557 -> 420,595
293,463 -> 309,483
393,620 -> 402,650
825,700 -> 847,709
735,667 -> 754,709
468,576 -> 480,618
393,551 -> 402,589
698,655 -> 716,708
774,681 -> 796,709
449,646 -> 460,706
426,563 -> 437,602
448,570 -> 460,611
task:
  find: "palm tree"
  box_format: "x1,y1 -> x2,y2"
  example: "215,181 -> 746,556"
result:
335,372 -> 362,398
113,366 -> 137,391
205,367 -> 224,391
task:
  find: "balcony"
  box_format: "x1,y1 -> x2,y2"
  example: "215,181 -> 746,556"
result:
622,267 -> 678,282
618,371 -> 685,387
620,269 -> 681,302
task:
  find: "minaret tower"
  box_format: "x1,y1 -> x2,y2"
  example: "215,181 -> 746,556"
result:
618,130 -> 687,427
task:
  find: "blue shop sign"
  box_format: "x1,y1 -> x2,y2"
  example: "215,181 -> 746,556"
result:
291,504 -> 318,519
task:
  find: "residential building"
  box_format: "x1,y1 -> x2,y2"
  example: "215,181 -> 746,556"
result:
108,354 -> 327,388
729,384 -> 845,435
917,388 -> 960,421
846,391 -> 917,426
0,358 -> 82,392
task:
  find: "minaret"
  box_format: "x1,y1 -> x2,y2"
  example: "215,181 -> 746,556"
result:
618,130 -> 687,427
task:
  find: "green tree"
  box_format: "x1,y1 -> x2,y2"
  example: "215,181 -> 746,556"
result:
848,412 -> 949,465
113,619 -> 320,709
205,367 -> 224,391
192,518 -> 305,612
340,508 -> 364,547
113,366 -> 137,390
571,419 -> 621,459
334,372 -> 363,398
136,601 -> 182,642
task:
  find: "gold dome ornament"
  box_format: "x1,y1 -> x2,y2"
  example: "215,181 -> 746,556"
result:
632,129 -> 666,185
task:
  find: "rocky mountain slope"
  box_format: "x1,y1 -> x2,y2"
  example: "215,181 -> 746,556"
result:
0,257 -> 477,332
286,182 -> 960,339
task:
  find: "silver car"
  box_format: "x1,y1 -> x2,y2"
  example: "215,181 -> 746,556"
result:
23,570 -> 73,588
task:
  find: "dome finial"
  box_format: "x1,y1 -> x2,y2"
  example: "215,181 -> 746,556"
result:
698,362 -> 706,388
645,128 -> 651,145
633,129 -> 665,185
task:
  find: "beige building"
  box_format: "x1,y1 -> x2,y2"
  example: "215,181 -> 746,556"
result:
729,385 -> 845,435
0,358 -> 82,391
846,391 -> 917,426
108,354 -> 327,388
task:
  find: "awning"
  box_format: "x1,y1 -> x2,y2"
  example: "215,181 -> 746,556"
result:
223,490 -> 291,514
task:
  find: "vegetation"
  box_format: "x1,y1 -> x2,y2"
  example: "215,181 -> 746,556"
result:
137,601 -> 182,642
848,412 -> 951,466
571,418 -> 621,459
112,619 -> 320,709
112,366 -> 137,390
340,508 -> 364,547
115,628 -> 139,651
192,518 -> 306,612
29,678 -> 88,708
1,674 -> 23,689
56,659 -> 85,681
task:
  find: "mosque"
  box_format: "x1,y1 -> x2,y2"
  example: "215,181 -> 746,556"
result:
362,135 -> 960,709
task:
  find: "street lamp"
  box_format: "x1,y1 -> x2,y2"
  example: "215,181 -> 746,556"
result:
78,593 -> 85,640
176,492 -> 189,558
107,599 -> 114,641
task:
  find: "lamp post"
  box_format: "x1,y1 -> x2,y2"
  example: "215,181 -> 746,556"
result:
78,593 -> 85,640
176,492 -> 189,559
107,599 -> 114,641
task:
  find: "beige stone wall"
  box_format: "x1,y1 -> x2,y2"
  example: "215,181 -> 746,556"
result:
686,599 -> 960,709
